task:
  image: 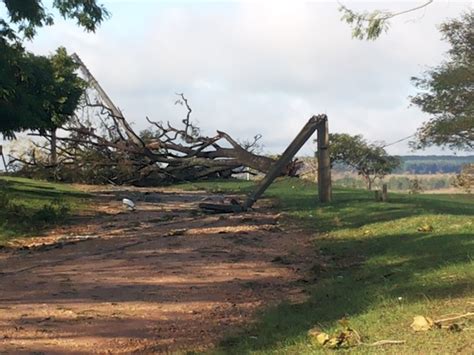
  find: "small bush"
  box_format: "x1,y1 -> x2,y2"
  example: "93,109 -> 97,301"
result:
0,192 -> 25,218
453,164 -> 473,193
0,191 -> 11,209
32,200 -> 70,224
409,177 -> 423,194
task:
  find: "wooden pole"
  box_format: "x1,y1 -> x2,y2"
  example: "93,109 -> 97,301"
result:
200,115 -> 332,213
317,117 -> 332,203
242,115 -> 324,210
382,183 -> 388,202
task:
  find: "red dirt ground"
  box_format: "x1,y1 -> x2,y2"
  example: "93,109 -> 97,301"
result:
0,187 -> 316,353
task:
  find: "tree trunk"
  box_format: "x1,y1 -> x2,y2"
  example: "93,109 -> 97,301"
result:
50,128 -> 57,166
365,176 -> 373,190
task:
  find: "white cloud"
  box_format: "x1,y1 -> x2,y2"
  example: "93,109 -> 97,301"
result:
20,0 -> 472,157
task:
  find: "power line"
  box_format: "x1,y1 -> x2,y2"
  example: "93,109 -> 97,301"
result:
381,134 -> 416,149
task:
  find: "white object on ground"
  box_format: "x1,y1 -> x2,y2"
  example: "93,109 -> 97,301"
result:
122,198 -> 136,210
58,235 -> 99,241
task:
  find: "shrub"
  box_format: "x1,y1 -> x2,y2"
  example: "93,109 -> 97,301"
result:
0,191 -> 11,209
453,164 -> 473,193
32,199 -> 70,224
409,177 -> 423,194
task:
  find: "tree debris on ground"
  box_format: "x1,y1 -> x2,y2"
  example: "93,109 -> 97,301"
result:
308,319 -> 405,349
411,312 -> 474,332
8,54 -> 302,185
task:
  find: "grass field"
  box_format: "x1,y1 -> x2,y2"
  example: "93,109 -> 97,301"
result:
1,176 -> 472,352
178,178 -> 474,353
0,176 -> 88,244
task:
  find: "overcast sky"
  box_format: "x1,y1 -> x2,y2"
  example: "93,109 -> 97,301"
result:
4,0 -> 473,158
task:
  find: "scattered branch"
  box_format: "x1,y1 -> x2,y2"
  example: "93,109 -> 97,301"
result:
364,340 -> 406,347
435,312 -> 474,324
339,1 -> 434,40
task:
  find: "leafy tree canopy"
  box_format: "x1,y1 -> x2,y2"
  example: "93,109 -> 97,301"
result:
1,0 -> 109,42
410,10 -> 474,150
0,0 -> 108,137
328,133 -> 400,190
0,46 -> 86,137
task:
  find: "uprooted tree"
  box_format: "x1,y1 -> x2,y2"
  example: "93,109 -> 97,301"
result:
8,54 -> 302,185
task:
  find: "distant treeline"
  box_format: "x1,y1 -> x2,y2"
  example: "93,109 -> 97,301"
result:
333,174 -> 456,191
395,155 -> 474,174
301,155 -> 473,175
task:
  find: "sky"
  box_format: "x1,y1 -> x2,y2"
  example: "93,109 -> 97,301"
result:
2,0 -> 473,161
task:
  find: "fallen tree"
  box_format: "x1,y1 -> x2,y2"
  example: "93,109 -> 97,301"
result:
8,55 -> 301,185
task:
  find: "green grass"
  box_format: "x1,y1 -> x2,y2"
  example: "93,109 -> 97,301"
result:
177,178 -> 474,353
2,176 -> 471,352
0,176 -> 89,244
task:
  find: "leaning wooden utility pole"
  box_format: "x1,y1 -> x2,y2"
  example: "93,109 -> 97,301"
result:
200,114 -> 332,213
242,115 -> 325,210
317,116 -> 332,203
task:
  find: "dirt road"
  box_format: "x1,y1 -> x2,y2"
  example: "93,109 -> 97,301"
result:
0,187 -> 315,353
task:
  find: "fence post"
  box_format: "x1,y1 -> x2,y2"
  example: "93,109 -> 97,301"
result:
317,117 -> 332,203
382,183 -> 388,202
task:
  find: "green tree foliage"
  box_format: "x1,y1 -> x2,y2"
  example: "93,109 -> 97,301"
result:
46,47 -> 85,129
338,5 -> 390,41
339,1 -> 434,40
0,47 -> 85,138
1,0 -> 109,41
329,133 -> 400,190
396,155 -> 474,174
0,0 -> 108,137
453,163 -> 473,193
410,11 -> 474,150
